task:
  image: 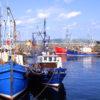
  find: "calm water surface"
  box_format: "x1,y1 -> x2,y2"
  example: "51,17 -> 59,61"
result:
1,56 -> 100,100
64,56 -> 100,100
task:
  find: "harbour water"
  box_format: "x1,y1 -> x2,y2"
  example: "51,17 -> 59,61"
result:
1,56 -> 100,100
64,56 -> 100,100
31,56 -> 100,100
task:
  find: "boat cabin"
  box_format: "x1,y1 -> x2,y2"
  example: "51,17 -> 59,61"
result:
37,52 -> 62,68
0,49 -> 24,65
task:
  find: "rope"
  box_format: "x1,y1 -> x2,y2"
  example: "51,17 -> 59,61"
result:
25,59 -> 58,99
34,68 -> 57,99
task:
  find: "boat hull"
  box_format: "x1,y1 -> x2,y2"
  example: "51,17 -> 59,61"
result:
42,68 -> 66,87
67,50 -> 97,57
28,68 -> 66,87
0,62 -> 27,99
54,47 -> 66,55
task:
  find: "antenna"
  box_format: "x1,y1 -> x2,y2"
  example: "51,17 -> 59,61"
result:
32,18 -> 50,52
66,28 -> 71,48
43,18 -> 47,51
44,18 -> 46,35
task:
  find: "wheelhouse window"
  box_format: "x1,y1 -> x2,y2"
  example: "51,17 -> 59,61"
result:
44,57 -> 47,61
49,57 -> 52,61
54,57 -> 56,61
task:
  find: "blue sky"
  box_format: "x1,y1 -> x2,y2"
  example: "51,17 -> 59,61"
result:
0,0 -> 100,41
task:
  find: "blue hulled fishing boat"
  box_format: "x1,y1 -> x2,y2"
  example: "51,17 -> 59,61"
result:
36,54 -> 66,87
0,62 -> 27,99
28,19 -> 66,87
0,7 -> 27,99
67,49 -> 97,56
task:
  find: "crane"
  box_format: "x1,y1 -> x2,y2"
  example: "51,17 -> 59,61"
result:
5,7 -> 17,48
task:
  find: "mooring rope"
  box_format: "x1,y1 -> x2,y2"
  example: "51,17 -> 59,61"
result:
34,68 -> 57,99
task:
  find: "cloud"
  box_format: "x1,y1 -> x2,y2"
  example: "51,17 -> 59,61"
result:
37,12 -> 50,18
16,20 -> 23,25
59,11 -> 81,19
16,17 -> 37,25
67,11 -> 81,18
26,9 -> 33,13
36,6 -> 63,19
36,7 -> 57,19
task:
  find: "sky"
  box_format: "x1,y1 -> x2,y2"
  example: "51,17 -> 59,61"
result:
0,0 -> 100,41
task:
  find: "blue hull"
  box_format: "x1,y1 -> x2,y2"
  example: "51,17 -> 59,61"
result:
42,68 -> 66,87
28,67 -> 66,87
0,62 -> 27,99
67,50 -> 96,57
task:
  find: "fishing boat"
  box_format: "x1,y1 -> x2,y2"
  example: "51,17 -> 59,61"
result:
0,7 -> 27,99
0,61 -> 27,99
54,46 -> 66,55
67,47 -> 97,57
28,19 -> 66,87
36,52 -> 66,87
66,42 -> 97,57
65,28 -> 97,57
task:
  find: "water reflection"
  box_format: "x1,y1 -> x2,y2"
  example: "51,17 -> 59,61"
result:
0,91 -> 30,100
81,57 -> 93,68
65,56 -> 100,100
67,56 -> 78,61
57,54 -> 67,62
30,83 -> 67,100
0,83 -> 66,100
66,56 -> 95,70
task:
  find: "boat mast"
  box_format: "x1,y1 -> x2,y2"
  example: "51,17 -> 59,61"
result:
43,18 -> 47,51
5,7 -> 16,59
7,7 -> 16,45
32,18 -> 49,52
66,28 -> 71,49
6,7 -> 12,57
6,7 -> 15,96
